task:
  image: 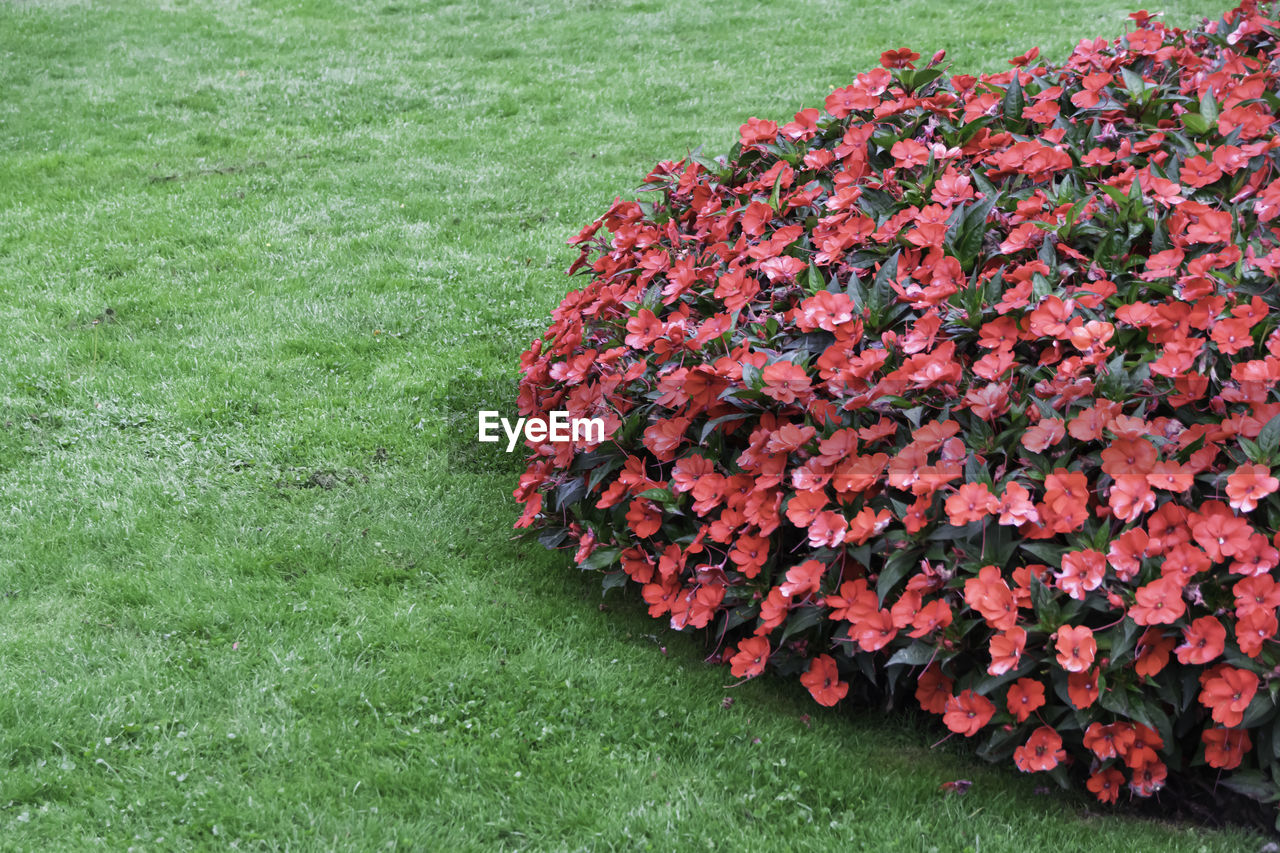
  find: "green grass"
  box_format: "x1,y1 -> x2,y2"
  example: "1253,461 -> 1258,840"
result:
0,0 -> 1263,849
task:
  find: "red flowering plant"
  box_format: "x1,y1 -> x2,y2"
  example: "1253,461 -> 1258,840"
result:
515,1 -> 1280,819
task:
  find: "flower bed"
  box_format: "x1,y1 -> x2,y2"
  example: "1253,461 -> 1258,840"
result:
515,1 -> 1280,816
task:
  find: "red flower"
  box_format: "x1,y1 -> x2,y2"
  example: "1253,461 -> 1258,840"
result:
784,489 -> 827,528
1006,678 -> 1046,723
779,559 -> 826,599
1123,724 -> 1163,770
806,510 -> 847,548
890,139 -> 930,170
755,588 -> 791,635
729,636 -> 771,679
1160,543 -> 1210,584
943,690 -> 996,737
1190,503 -> 1254,561
1134,628 -> 1175,678
1109,474 -> 1155,522
1202,727 -> 1251,769
1083,722 -> 1136,760
963,565 -> 1017,631
1226,464 -> 1279,513
1066,669 -> 1099,709
1179,155 -> 1222,188
916,664 -> 953,714
1175,615 -> 1226,665
945,482 -> 999,526
642,576 -> 680,617
760,360 -> 812,404
997,481 -> 1040,527
1087,767 -> 1125,804
1234,574 -> 1280,619
824,579 -> 877,623
909,598 -> 952,638
988,627 -> 1026,676
642,417 -> 690,461
1128,576 -> 1185,625
713,268 -> 760,312
1055,550 -> 1105,600
880,47 -> 920,69
800,654 -> 848,706
626,499 -> 663,538
1021,418 -> 1065,453
1198,666 -> 1259,727
853,609 -> 897,652
728,533 -> 770,578
844,506 -> 893,545
1236,608 -> 1279,657
1054,624 -> 1096,673
1129,760 -> 1166,797
739,117 -> 778,148
1014,726 -> 1065,772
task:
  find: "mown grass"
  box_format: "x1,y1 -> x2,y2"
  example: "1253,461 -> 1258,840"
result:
0,0 -> 1264,849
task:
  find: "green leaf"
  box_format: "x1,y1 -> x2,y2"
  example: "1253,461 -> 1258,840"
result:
1036,233 -> 1058,269
636,486 -> 677,505
858,188 -> 898,222
1200,90 -> 1220,124
870,250 -> 901,315
1020,542 -> 1064,565
973,659 -> 1035,697
537,526 -> 570,548
579,547 -> 620,571
699,411 -> 753,442
1046,762 -> 1072,791
555,476 -> 589,510
1108,617 -> 1142,662
1029,572 -> 1059,623
1127,174 -> 1143,210
806,261 -> 829,295
1241,691 -> 1276,729
900,67 -> 944,92
1239,436 -> 1267,465
927,519 -> 983,542
1098,683 -> 1136,719
1120,67 -> 1148,98
886,641 -> 935,668
1175,432 -> 1206,463
1060,193 -> 1092,233
587,457 -> 623,493
1257,412 -> 1280,456
972,170 -> 999,200
847,269 -> 869,311
1031,271 -> 1053,302
954,192 -> 999,269
688,145 -> 721,173
1002,76 -> 1024,124
721,604 -> 757,633
1221,770 -> 1280,803
963,452 -> 991,486
1180,112 -> 1210,135
779,605 -> 824,643
876,549 -> 917,603
976,723 -> 1024,762
1097,184 -> 1129,211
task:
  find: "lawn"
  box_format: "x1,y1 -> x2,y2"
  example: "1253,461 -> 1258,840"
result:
0,0 -> 1265,849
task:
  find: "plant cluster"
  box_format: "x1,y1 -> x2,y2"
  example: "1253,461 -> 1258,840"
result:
515,1 -> 1280,813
